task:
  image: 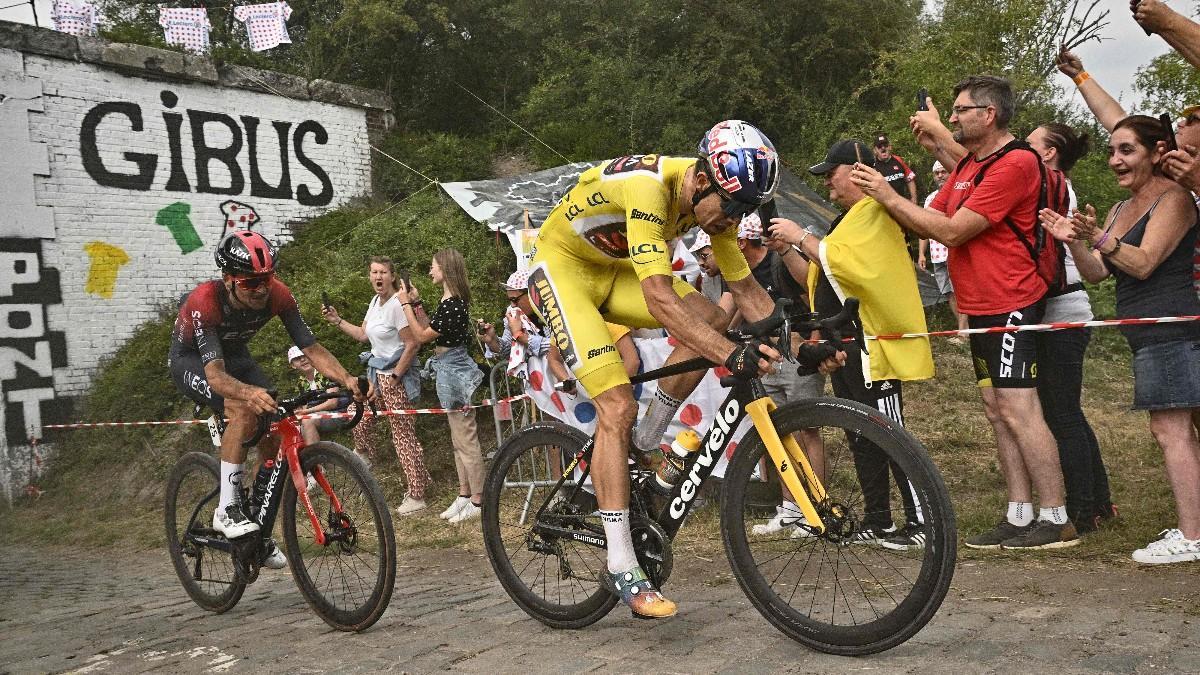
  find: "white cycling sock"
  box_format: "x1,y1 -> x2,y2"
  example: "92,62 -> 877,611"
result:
1040,505 -> 1069,525
219,461 -> 245,514
1006,501 -> 1034,527
601,509 -> 639,573
633,389 -> 683,452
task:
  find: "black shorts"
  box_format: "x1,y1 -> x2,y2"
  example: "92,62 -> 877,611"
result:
168,346 -> 272,415
968,301 -> 1044,389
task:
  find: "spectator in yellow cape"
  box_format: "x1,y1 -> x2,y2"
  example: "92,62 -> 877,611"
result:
767,138 -> 935,550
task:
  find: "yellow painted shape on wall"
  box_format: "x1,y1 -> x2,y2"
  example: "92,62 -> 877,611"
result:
83,241 -> 131,299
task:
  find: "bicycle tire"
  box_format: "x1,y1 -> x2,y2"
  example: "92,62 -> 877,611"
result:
721,397 -> 956,655
482,421 -> 619,629
281,441 -> 396,632
165,451 -> 246,613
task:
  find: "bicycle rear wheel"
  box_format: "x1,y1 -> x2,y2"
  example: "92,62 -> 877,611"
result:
482,422 -> 619,629
165,452 -> 246,613
721,397 -> 956,655
281,441 -> 396,632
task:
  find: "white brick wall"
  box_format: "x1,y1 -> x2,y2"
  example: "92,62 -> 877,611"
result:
0,45 -> 379,501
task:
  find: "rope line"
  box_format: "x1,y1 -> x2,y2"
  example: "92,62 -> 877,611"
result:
865,315 -> 1200,341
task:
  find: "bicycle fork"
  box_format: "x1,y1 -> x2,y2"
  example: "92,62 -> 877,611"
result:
744,397 -> 829,534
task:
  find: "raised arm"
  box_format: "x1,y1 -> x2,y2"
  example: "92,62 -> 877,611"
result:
1135,0 -> 1200,69
909,98 -> 968,168
321,303 -> 369,343
1055,46 -> 1126,132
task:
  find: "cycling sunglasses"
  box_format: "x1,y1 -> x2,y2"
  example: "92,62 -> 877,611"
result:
696,163 -> 760,218
508,292 -> 527,306
232,273 -> 273,290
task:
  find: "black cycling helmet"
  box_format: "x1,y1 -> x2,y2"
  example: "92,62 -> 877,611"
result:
214,230 -> 277,276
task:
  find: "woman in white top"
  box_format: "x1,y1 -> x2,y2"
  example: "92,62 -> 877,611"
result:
1027,123 -> 1113,533
322,256 -> 431,517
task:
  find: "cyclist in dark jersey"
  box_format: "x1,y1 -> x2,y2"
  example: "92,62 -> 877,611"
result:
168,231 -> 365,549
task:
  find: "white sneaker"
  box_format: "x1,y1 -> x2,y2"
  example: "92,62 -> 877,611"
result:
1132,529 -> 1200,564
213,501 -> 260,539
752,503 -> 803,536
440,496 -> 470,520
396,496 -> 428,517
263,539 -> 287,569
449,501 -> 481,524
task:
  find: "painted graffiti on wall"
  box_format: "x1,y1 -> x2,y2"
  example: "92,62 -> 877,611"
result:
0,239 -> 71,445
220,200 -> 260,236
82,242 -> 130,299
156,202 -> 202,254
80,89 -> 335,206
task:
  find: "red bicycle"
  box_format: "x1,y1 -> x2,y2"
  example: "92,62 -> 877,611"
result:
165,381 -> 396,631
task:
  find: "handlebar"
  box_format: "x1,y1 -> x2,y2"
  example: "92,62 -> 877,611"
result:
240,376 -> 371,447
720,297 -> 865,385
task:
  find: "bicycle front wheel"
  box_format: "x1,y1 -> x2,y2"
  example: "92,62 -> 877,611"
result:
165,451 -> 245,613
721,397 -> 956,655
482,422 -> 619,629
281,441 -> 396,632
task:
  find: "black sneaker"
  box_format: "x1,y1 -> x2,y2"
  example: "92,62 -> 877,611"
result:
964,519 -> 1034,549
847,523 -> 896,545
880,522 -> 926,551
1000,519 -> 1080,550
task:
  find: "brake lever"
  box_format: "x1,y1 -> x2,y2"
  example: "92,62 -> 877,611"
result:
779,315 -> 795,363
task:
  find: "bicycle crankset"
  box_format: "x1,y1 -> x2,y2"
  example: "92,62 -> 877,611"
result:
230,535 -> 262,584
630,515 -> 673,588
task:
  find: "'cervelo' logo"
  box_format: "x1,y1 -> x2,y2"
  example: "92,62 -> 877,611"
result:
669,399 -> 740,519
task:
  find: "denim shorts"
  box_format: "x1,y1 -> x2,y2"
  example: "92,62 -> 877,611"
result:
1132,339 -> 1200,411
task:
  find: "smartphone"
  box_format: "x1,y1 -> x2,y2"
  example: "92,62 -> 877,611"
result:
321,291 -> 331,310
917,87 -> 929,111
400,269 -> 411,290
759,200 -> 779,237
1160,113 -> 1178,152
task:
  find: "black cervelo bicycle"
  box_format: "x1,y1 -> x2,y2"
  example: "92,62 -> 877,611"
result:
165,381 -> 396,632
481,299 -> 956,655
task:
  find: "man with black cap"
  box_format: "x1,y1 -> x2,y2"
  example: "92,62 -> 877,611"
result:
766,138 -> 935,549
873,134 -> 919,204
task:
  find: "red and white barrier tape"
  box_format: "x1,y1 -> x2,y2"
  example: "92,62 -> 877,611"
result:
39,394 -> 529,431
867,314 -> 1200,341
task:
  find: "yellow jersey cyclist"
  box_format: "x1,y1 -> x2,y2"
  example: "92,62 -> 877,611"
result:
528,120 -> 783,619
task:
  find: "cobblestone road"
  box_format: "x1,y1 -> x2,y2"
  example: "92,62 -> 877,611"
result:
2,544 -> 1198,674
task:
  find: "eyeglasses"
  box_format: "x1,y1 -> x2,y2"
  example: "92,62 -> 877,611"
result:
508,292 -> 527,305
950,105 -> 990,115
232,274 -> 273,290
694,250 -> 712,261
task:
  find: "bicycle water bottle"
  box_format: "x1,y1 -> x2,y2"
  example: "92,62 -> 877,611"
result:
655,429 -> 701,492
249,459 -> 275,514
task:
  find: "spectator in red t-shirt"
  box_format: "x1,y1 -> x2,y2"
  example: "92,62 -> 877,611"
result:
851,75 -> 1077,550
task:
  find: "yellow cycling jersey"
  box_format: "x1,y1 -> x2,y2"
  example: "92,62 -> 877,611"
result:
535,155 -> 751,283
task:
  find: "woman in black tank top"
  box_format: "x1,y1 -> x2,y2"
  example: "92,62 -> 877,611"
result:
1042,115 -> 1200,564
